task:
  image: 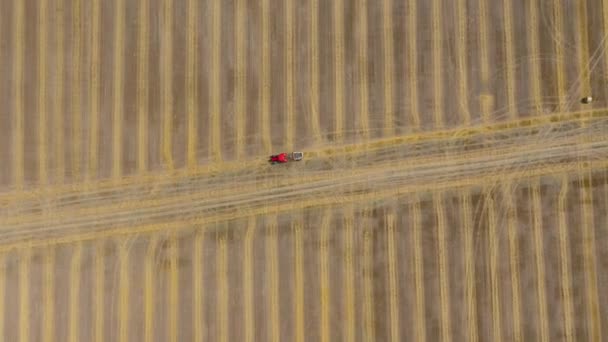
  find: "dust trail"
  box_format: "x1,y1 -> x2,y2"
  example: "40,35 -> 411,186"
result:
243,219 -> 255,342
19,250 -> 30,342
435,192 -> 452,342
461,191 -> 478,342
12,0 -> 25,188
38,0 -> 48,185
412,198 -> 426,342
43,248 -> 55,342
557,177 -> 574,342
94,240 -> 104,342
385,210 -> 400,342
137,0 -> 149,173
504,184 -> 522,342
193,232 -> 204,342
89,0 -> 101,180
319,209 -> 332,342
112,0 -> 125,179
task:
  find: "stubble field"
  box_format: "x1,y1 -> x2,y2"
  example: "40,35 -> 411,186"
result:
1,0 -> 608,341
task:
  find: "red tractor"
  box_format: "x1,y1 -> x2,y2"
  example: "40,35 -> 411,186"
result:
269,152 -> 303,164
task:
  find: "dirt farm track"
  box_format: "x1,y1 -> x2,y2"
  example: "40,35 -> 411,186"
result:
2,0 -> 608,341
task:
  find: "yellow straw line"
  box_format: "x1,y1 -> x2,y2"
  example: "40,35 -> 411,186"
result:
334,0 -> 345,142
455,0 -> 470,124
210,0 -> 222,162
580,172 -> 601,341
502,0 -> 516,119
19,250 -> 30,342
294,216 -> 305,342
71,0 -> 82,181
217,235 -> 229,342
310,0 -> 322,143
407,0 -> 420,128
504,184 -> 522,342
487,191 -> 502,342
553,0 -> 567,113
532,181 -> 548,342
13,0 -> 25,188
137,0 -> 149,173
386,211 -> 400,342
161,0 -> 174,169
193,232 -> 204,342
576,0 -> 592,98
363,222 -> 375,342
383,0 -> 395,135
243,218 -> 255,342
431,0 -> 444,128
260,0 -> 272,154
461,191 -> 478,342
169,235 -> 179,342
112,0 -> 125,179
358,0 -> 370,139
69,244 -> 82,342
54,0 -> 65,183
94,240 -> 104,342
343,207 -> 355,342
118,243 -> 130,342
0,255 -> 5,339
557,177 -> 574,342
235,0 -> 246,159
435,193 -> 451,342
478,0 -> 491,122
412,198 -> 426,342
186,0 -> 198,168
39,0 -> 48,185
319,209 -> 332,342
144,237 -> 158,342
43,248 -> 55,342
266,217 -> 280,342
89,0 -> 101,180
527,0 -> 542,115
285,0 -> 295,150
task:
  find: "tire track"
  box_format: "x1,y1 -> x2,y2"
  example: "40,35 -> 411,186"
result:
357,0 -> 370,139
186,0 -> 198,168
502,0 -> 517,119
461,190 -> 478,342
169,235 -> 179,342
217,234 -> 228,342
455,0 -> 470,124
89,0 -> 101,180
293,215 -> 305,342
383,0 -> 395,136
112,0 -> 125,179
487,191 -> 502,342
12,0 -> 25,188
342,207 -> 356,342
137,0 -> 149,173
557,176 -> 574,342
144,236 -> 157,342
580,172 -> 601,341
527,0 -> 542,115
235,0 -> 247,159
532,180 -> 548,342
193,232 -> 204,342
407,0 -> 420,128
435,192 -> 451,342
118,242 -> 130,342
94,240 -> 104,342
3,108 -> 607,202
319,209 -> 331,342
504,184 -> 522,342
309,0 -> 322,143
161,0 -> 174,169
71,0 -> 82,181
68,244 -> 82,342
385,211 -> 400,342
266,216 -> 280,342
412,198 -> 426,342
19,250 -> 30,342
243,218 -> 255,342
54,0 -> 65,183
38,0 -> 48,185
334,0 -> 345,142
43,248 -> 55,342
431,0 -> 443,128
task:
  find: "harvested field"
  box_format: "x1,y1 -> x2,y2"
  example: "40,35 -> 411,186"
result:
1,0 -> 608,341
